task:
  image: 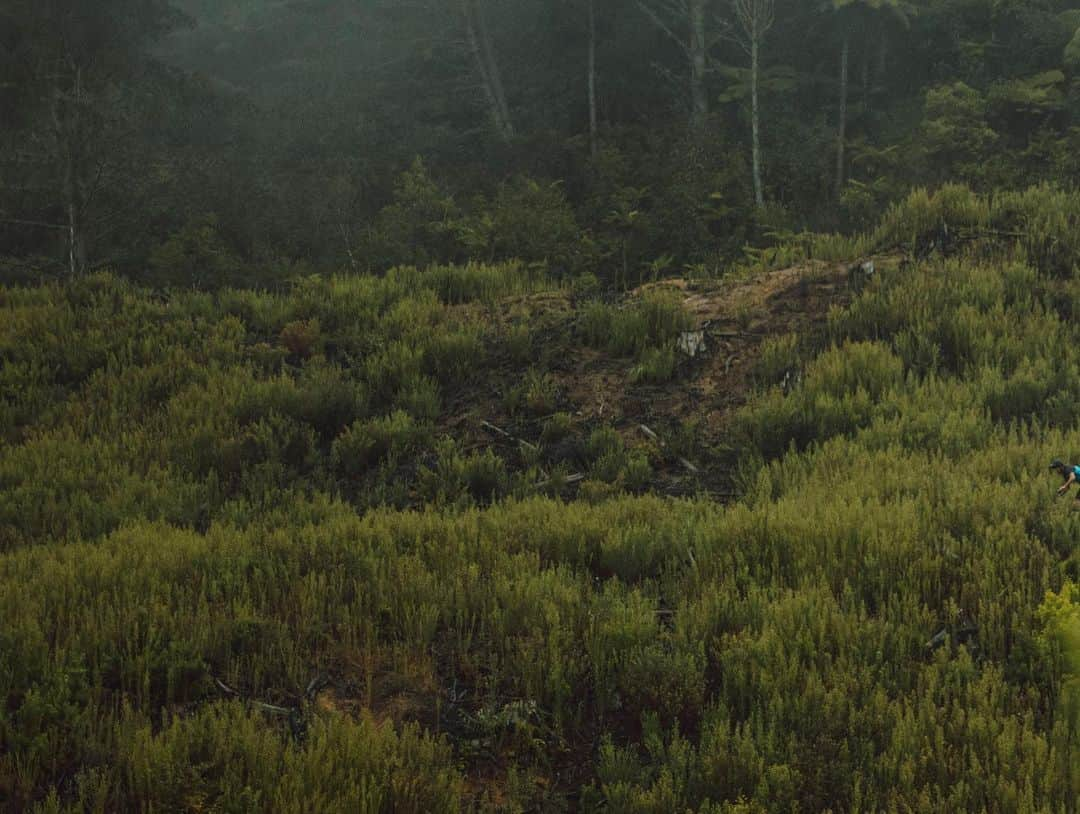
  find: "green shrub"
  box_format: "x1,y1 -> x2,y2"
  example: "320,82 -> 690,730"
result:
807,341 -> 904,401
463,449 -> 509,504
396,374 -> 441,422
295,361 -> 367,438
235,362 -> 365,441
330,411 -> 430,478
507,369 -> 558,417
754,333 -> 801,390
991,184 -> 1080,278
578,301 -> 615,348
422,326 -> 484,386
1036,582 -> 1080,741
735,342 -> 903,458
591,450 -> 628,485
491,176 -> 582,272
147,215 -> 244,288
423,260 -> 547,305
872,184 -> 990,250
625,292 -> 693,356
607,307 -> 654,358
416,438 -> 511,507
587,426 -> 624,463
364,157 -> 462,269
621,452 -> 653,492
630,346 -> 677,385
572,272 -> 602,300
918,84 -> 999,186
363,342 -> 424,406
279,318 -> 321,359
505,322 -> 533,365
69,702 -> 463,813
580,293 -> 692,359
541,412 -> 576,445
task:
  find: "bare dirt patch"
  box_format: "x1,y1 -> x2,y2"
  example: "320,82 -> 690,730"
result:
440,256 -> 897,499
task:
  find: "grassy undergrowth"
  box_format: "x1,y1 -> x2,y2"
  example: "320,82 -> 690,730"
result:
3,185 -> 1080,811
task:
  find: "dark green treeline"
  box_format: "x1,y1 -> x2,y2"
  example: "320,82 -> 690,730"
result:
3,0 -> 1080,285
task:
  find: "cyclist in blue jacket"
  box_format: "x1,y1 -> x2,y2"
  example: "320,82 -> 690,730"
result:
1051,459 -> 1080,501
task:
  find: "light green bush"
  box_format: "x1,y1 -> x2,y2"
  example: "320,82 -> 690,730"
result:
630,346 -> 677,385
330,411 -> 430,479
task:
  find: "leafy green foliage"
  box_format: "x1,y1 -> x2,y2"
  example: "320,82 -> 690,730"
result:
7,0 -> 1080,290
1067,27 -> 1080,69
148,216 -> 244,288
920,84 -> 1000,186
506,368 -> 558,417
630,346 -> 677,385
331,411 -> 430,479
363,158 -> 462,269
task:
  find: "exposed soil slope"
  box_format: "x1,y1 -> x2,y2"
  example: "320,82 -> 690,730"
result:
443,256 -> 899,500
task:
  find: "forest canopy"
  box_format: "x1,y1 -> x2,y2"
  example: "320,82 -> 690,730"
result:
3,0 -> 1080,285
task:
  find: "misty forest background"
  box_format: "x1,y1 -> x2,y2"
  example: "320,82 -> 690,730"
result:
4,0 -> 1080,285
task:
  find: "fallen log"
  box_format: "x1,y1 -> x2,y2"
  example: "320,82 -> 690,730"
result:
481,420 -> 539,451
534,473 -> 586,489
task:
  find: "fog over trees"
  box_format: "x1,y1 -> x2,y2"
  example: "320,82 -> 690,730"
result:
3,0 -> 1079,285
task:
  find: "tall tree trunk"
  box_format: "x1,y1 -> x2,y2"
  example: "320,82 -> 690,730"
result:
689,0 -> 708,135
861,46 -> 869,109
751,36 -> 763,208
53,66 -> 87,276
461,0 -> 513,141
638,0 -> 711,134
835,34 -> 849,200
475,0 -> 512,137
461,0 -> 495,114
65,183 -> 86,276
588,0 -> 598,158
732,0 -> 773,207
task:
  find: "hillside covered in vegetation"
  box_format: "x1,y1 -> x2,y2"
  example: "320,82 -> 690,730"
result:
2,186 -> 1080,811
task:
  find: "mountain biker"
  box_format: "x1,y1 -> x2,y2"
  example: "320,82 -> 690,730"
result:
1050,459 -> 1080,501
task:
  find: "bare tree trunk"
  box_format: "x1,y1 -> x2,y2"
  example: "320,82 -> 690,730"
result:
689,0 -> 709,135
461,0 -> 494,111
750,37 -> 763,208
53,66 -> 87,276
475,0 -> 512,137
731,0 -> 773,208
66,195 -> 85,276
835,35 -> 849,200
637,0 -> 711,134
861,46 -> 869,108
461,0 -> 514,141
588,0 -> 599,158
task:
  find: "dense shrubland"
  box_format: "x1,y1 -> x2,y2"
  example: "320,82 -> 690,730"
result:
0,258 -> 693,552
3,186 -> 1080,810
